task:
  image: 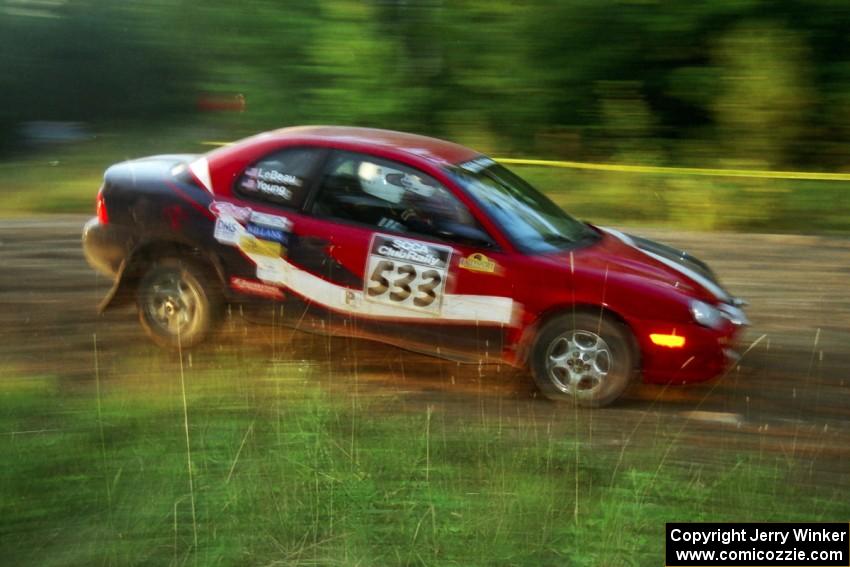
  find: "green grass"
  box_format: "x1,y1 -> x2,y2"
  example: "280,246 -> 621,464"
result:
1,124 -> 849,232
2,357 -> 847,566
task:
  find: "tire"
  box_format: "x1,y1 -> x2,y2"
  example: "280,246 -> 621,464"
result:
136,256 -> 222,349
529,311 -> 637,407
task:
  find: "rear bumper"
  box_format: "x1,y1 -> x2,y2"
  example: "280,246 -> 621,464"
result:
82,217 -> 128,278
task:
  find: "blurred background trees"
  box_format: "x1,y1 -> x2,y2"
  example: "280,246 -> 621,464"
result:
3,0 -> 850,170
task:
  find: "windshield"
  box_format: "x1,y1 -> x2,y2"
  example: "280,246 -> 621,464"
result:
449,158 -> 598,253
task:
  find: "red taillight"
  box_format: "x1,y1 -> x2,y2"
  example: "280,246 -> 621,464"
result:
96,188 -> 109,224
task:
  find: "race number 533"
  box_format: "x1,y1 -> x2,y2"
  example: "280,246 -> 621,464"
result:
364,235 -> 452,315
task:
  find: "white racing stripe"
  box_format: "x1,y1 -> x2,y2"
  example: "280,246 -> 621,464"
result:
599,226 -> 729,302
254,254 -> 514,323
639,249 -> 729,302
221,219 -> 516,325
598,226 -> 635,247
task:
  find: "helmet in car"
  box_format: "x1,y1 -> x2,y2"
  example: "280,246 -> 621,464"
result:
358,161 -> 438,204
358,161 -> 405,204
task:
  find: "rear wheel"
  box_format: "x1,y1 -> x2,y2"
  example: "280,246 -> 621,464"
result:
529,311 -> 637,407
136,257 -> 222,348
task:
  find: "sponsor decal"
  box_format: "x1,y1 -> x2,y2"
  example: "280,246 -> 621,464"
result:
210,203 -> 292,249
239,234 -> 281,257
241,167 -> 302,201
256,260 -> 287,283
246,223 -> 289,245
209,201 -> 252,222
240,178 -> 292,200
249,210 -> 292,230
364,234 -> 453,315
459,253 -> 498,273
254,180 -> 293,200
343,289 -> 361,307
230,277 -> 284,300
214,216 -> 242,245
458,156 -> 496,173
245,167 -> 302,187
374,236 -> 450,268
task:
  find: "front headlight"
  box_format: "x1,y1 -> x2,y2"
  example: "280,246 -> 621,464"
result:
690,300 -> 724,329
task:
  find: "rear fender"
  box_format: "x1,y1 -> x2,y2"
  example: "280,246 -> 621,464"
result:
99,240 -> 226,313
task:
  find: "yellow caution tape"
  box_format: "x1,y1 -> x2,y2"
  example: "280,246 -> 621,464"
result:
200,141 -> 850,182
494,157 -> 850,182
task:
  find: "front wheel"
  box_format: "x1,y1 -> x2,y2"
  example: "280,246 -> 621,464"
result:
529,312 -> 637,407
136,257 -> 222,349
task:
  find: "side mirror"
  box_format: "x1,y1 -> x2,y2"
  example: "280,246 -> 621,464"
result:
436,222 -> 495,249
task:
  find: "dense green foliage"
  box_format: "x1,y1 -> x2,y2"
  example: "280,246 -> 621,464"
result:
0,1 -> 192,150
4,0 -> 850,170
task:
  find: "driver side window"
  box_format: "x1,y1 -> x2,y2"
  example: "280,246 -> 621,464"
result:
311,151 -> 483,243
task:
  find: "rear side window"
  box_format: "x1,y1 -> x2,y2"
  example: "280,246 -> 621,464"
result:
234,147 -> 322,209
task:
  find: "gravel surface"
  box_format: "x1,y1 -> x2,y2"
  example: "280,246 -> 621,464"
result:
1,216 -> 848,485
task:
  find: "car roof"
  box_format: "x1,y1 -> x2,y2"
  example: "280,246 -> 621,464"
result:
258,125 -> 480,166
199,126 -> 484,206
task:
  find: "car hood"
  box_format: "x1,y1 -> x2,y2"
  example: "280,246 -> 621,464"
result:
579,226 -> 736,304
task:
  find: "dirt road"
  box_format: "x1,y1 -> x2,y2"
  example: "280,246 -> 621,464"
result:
2,217 -> 849,481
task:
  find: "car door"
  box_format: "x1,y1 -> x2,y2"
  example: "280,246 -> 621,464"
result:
210,145 -> 358,304
304,150 -> 517,360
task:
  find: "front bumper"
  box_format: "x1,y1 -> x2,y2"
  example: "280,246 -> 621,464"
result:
640,318 -> 747,384
82,217 -> 127,278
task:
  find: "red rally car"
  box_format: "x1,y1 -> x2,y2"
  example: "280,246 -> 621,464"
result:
83,126 -> 748,406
